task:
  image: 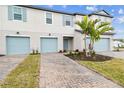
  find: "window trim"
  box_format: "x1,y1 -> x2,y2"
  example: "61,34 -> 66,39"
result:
12,6 -> 23,21
45,12 -> 53,24
63,15 -> 73,27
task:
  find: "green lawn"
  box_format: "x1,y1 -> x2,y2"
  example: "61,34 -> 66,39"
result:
0,54 -> 41,88
79,58 -> 124,87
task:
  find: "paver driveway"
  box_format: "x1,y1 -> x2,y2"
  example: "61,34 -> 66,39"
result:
0,55 -> 26,80
40,53 -> 121,88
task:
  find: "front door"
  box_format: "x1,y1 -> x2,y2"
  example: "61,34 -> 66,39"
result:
64,39 -> 68,51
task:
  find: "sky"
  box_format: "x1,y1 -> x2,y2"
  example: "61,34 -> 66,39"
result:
36,5 -> 124,39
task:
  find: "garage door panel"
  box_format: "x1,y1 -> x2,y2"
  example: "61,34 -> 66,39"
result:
41,38 -> 58,53
7,37 -> 30,55
86,38 -> 110,51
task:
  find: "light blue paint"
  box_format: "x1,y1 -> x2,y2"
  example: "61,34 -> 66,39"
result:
41,38 -> 58,53
6,36 -> 30,55
22,7 -> 27,22
64,39 -> 68,50
8,6 -> 13,20
86,38 -> 110,51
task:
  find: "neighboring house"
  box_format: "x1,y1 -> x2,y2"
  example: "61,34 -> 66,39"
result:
114,40 -> 124,47
0,5 -> 114,55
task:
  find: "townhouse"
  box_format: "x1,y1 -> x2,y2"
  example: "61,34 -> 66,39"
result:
0,5 -> 114,55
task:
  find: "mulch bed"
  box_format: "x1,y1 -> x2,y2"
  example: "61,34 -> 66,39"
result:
65,52 -> 113,62
0,55 -> 4,57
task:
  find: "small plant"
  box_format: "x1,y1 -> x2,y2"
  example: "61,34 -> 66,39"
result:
30,49 -> 40,55
36,50 -> 39,54
69,51 -> 73,55
32,49 -> 35,55
59,50 -> 63,53
91,50 -> 96,57
74,49 -> 79,55
63,50 -> 67,52
83,49 -> 86,57
75,49 -> 79,52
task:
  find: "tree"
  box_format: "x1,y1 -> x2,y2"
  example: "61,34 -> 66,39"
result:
89,19 -> 114,52
76,16 -> 91,51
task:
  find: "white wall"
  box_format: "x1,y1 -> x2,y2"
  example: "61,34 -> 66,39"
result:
89,15 -> 112,23
75,15 -> 85,30
0,6 -> 114,55
0,6 -> 75,35
74,31 -> 84,51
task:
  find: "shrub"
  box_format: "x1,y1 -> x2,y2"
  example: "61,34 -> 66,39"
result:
59,50 -> 63,53
75,49 -> 79,52
36,50 -> 39,54
83,49 -> 86,56
63,50 -> 67,52
69,51 -> 73,55
32,49 -> 35,55
91,50 -> 96,57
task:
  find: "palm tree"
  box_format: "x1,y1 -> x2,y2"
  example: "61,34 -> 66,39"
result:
89,19 -> 114,51
76,16 -> 91,51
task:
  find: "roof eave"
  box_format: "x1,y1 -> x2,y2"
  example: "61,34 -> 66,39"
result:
89,13 -> 113,18
17,5 -> 74,15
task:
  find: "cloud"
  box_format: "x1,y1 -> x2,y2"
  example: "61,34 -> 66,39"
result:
115,30 -> 123,34
48,5 -> 53,8
86,6 -> 97,11
118,9 -> 124,14
62,5 -> 67,8
118,16 -> 124,23
111,9 -> 114,12
114,16 -> 124,24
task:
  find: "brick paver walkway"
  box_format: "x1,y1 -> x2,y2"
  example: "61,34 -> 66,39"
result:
0,55 -> 26,80
40,53 -> 121,88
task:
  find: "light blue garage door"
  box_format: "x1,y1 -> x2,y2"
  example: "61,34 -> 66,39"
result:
41,37 -> 58,53
86,38 -> 110,51
6,36 -> 30,55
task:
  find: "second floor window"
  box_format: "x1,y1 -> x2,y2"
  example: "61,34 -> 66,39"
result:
63,15 -> 73,27
8,6 -> 27,22
46,12 -> 52,24
13,7 -> 23,20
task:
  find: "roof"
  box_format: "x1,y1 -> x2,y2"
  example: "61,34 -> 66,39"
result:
73,12 -> 86,16
18,5 -> 86,16
18,6 -> 112,18
89,10 -> 113,18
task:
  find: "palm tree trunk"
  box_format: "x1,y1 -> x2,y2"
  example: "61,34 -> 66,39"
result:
84,34 -> 87,51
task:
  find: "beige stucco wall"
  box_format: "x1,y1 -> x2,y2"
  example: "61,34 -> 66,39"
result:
0,5 -> 114,55
0,31 -> 69,55
0,6 -> 75,34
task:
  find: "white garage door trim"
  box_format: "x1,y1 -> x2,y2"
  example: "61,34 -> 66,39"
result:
6,36 -> 30,55
40,37 -> 58,53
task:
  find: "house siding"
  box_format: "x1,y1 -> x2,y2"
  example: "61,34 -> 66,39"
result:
0,5 -> 114,55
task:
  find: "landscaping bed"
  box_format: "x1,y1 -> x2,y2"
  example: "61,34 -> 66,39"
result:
65,52 -> 112,61
0,54 -> 41,88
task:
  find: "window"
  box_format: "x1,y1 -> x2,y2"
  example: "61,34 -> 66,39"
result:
63,15 -> 73,26
13,7 -> 23,21
46,12 -> 52,24
8,6 -> 27,22
66,21 -> 71,26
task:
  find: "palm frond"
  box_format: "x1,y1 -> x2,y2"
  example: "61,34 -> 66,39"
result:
96,22 -> 111,30
99,26 -> 114,34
